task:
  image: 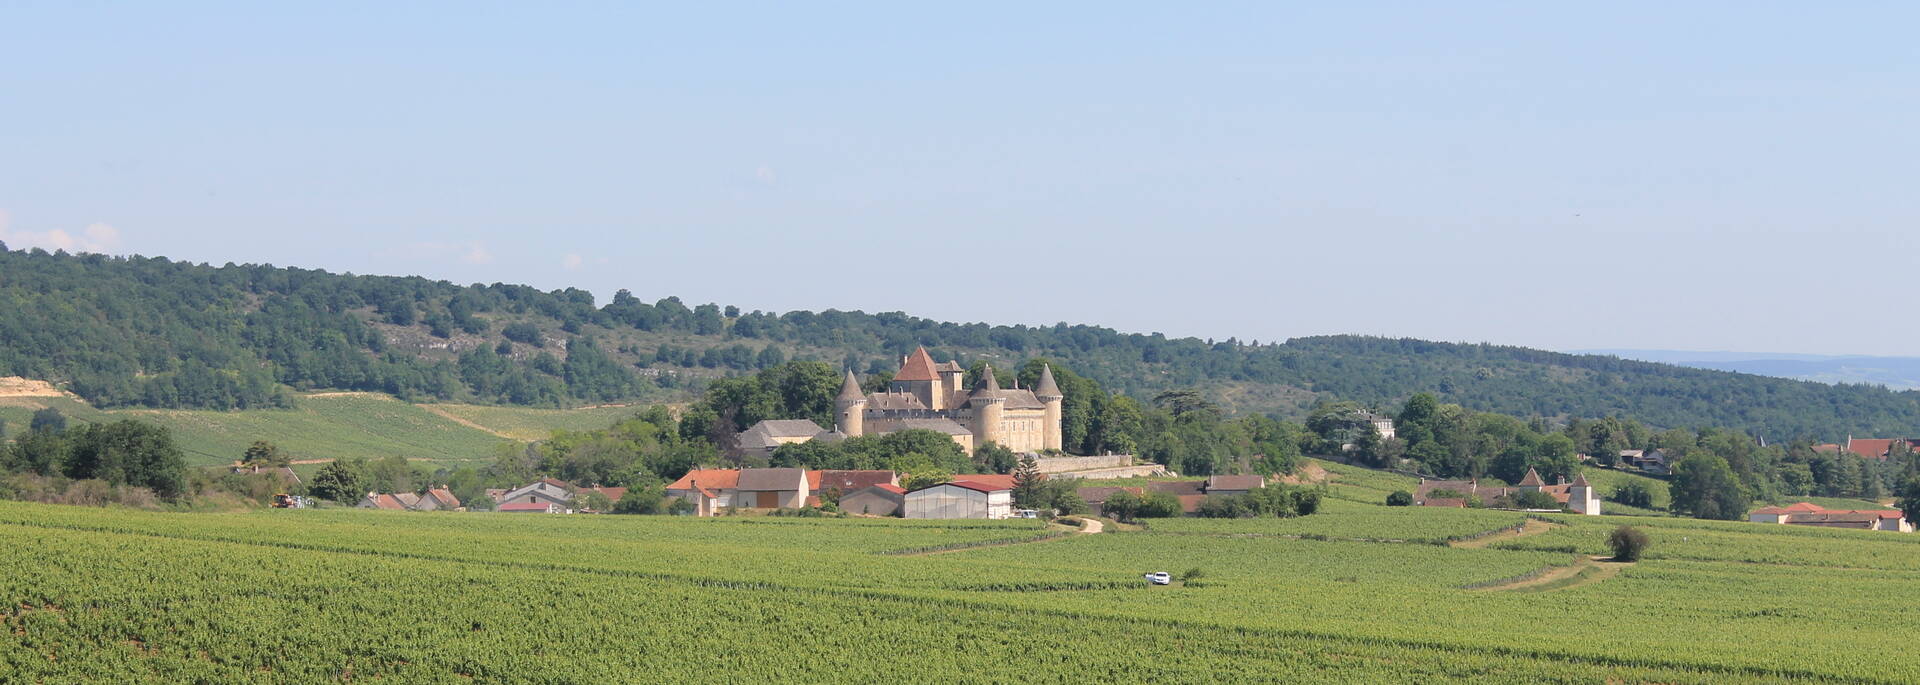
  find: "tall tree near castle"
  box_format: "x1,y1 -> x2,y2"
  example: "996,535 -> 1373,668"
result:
1011,454 -> 1044,508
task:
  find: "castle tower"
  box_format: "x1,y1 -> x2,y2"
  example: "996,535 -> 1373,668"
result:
1518,467 -> 1545,491
834,370 -> 866,437
1035,364 -> 1064,452
970,364 -> 1005,448
891,347 -> 943,410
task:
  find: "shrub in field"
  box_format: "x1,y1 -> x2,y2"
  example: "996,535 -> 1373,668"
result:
1608,525 -> 1650,562
1386,490 -> 1413,506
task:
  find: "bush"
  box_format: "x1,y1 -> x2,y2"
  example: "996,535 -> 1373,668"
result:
1180,567 -> 1205,582
1607,525 -> 1650,562
1386,490 -> 1413,506
1506,489 -> 1561,510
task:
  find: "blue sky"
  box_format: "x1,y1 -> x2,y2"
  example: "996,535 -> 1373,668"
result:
3,3 -> 1915,354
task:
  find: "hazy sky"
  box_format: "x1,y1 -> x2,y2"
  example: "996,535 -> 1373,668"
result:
3,3 -> 1915,355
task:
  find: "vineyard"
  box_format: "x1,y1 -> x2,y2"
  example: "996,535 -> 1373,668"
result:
4,501 -> 1920,682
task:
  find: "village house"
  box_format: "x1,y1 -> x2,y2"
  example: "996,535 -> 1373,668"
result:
734,419 -> 836,460
1203,475 -> 1266,497
736,468 -> 811,508
496,478 -> 574,508
840,483 -> 906,516
1617,449 -> 1672,474
1413,468 -> 1601,515
1812,437 -> 1918,462
356,493 -> 408,510
665,468 -> 898,515
1749,502 -> 1912,532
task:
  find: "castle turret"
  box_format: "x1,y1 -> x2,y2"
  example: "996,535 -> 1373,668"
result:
970,364 -> 1005,448
834,370 -> 866,437
1035,364 -> 1064,452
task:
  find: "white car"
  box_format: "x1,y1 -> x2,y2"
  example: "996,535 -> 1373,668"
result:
1144,571 -> 1172,585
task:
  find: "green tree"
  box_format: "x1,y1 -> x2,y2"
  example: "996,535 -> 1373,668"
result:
310,458 -> 369,503
1386,490 -> 1413,506
574,490 -> 613,513
974,443 -> 1017,474
63,420 -> 187,499
1897,477 -> 1920,530
1507,489 -> 1561,510
1670,453 -> 1747,520
242,440 -> 286,468
1011,454 -> 1044,508
1608,481 -> 1656,509
1137,490 -> 1184,518
30,408 -> 66,434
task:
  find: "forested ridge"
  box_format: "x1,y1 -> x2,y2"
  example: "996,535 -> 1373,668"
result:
3,244 -> 1918,440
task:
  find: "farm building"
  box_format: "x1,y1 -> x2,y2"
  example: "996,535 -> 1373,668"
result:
737,468 -> 811,509
1203,475 -> 1266,496
810,470 -> 899,498
840,484 -> 907,516
1750,502 -> 1911,532
413,488 -> 461,511
497,479 -> 574,508
356,493 -> 408,511
1413,468 -> 1600,515
905,480 -> 1014,519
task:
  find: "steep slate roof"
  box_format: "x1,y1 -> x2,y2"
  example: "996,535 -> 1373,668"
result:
666,469 -> 742,492
750,419 -> 828,438
867,393 -> 928,411
895,347 -> 941,382
395,493 -> 422,508
1518,468 -> 1545,487
1205,475 -> 1266,492
1570,472 -> 1590,487
837,370 -> 866,402
976,364 -> 1001,391
1034,365 -> 1063,398
737,468 -> 808,491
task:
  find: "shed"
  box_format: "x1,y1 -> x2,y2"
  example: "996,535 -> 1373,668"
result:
841,484 -> 907,516
905,480 -> 1013,519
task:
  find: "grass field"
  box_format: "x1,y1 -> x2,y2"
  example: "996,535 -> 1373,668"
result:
0,393 -> 636,466
5,497 -> 1918,682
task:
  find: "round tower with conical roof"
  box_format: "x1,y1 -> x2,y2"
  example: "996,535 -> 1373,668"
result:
969,364 -> 1005,448
1035,364 -> 1064,452
834,370 -> 867,438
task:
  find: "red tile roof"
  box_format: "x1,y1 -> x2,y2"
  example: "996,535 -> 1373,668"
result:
425,488 -> 460,509
1786,502 -> 1825,512
952,473 -> 1017,490
894,347 -> 940,382
872,483 -> 906,494
540,477 -> 573,489
809,470 -> 897,493
667,469 -> 741,491
592,487 -> 628,503
1847,439 -> 1897,460
371,494 -> 407,510
942,480 -> 1012,493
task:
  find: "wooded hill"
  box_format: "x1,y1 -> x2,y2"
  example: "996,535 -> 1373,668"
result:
3,245 -> 1917,440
